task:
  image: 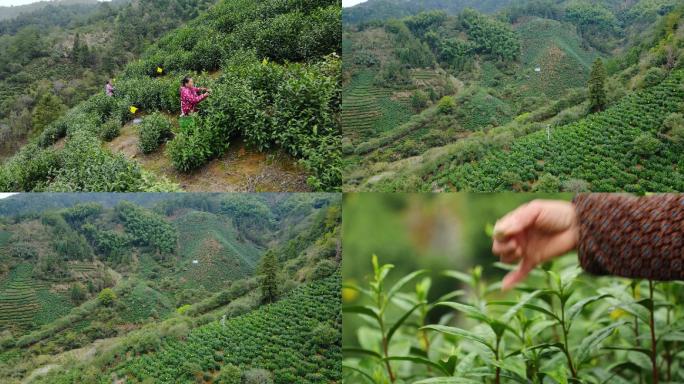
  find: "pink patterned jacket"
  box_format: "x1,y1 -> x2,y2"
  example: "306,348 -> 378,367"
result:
180,86 -> 208,115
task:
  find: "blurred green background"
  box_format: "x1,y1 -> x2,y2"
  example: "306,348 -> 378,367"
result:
342,192 -> 572,346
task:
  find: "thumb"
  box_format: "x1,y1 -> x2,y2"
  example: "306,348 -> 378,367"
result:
502,256 -> 535,291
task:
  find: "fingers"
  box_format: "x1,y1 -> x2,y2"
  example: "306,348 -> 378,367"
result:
493,201 -> 544,239
502,256 -> 536,291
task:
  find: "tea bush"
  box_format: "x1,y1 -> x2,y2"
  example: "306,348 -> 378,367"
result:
166,118 -> 215,172
344,255 -> 684,383
138,112 -> 172,154
46,131 -> 145,192
99,118 -> 121,142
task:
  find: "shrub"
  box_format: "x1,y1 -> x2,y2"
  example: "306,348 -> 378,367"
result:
561,178 -> 590,192
85,93 -> 120,123
215,364 -> 241,384
47,131 -> 144,192
531,173 -> 561,192
663,112 -> 684,143
437,95 -> 456,114
38,119 -> 68,147
139,112 -> 173,154
632,132 -> 661,156
69,283 -> 87,304
0,144 -> 61,191
641,67 -> 667,88
243,368 -> 274,384
98,288 -> 117,306
309,260 -> 337,280
411,90 -> 429,111
177,304 -> 191,315
99,118 -> 121,142
312,323 -> 339,347
191,31 -> 227,71
166,118 -> 214,172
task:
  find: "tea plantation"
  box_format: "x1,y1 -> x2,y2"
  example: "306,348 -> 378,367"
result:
111,274 -> 341,384
0,0 -> 342,192
432,70 -> 684,192
0,265 -> 38,331
0,193 -> 342,384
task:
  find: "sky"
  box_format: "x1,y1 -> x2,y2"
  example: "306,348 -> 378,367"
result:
342,0 -> 368,7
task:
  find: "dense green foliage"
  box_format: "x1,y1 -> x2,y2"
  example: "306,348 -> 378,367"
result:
138,112 -> 172,154
0,193 -> 342,383
432,70 -> 684,192
0,0 -> 216,159
1,0 -> 342,191
93,275 -> 340,384
115,201 -> 176,256
345,255 -> 684,383
343,2 -> 684,192
588,58 -> 607,112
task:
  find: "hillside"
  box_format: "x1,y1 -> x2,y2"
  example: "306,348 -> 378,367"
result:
0,193 -> 342,383
343,0 -> 684,192
0,0 -> 342,192
0,0 -> 101,21
342,0 -> 515,24
0,0 -> 215,161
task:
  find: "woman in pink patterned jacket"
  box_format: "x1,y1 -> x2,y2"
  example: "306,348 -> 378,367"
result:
180,76 -> 211,116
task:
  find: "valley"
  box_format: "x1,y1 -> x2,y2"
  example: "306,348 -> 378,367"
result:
0,193 -> 342,383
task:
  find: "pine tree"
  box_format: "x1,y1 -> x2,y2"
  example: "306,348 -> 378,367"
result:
259,251 -> 278,303
588,58 -> 607,113
31,93 -> 65,132
72,33 -> 82,64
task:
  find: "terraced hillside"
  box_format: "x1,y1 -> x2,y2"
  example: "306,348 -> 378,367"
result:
343,1 -> 684,192
33,274 -> 341,384
431,69 -> 684,192
0,265 -> 38,330
0,193 -> 342,384
342,71 -> 412,142
342,9 -> 604,189
174,210 -> 262,291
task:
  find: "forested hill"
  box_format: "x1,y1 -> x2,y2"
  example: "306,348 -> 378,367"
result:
343,0 -> 684,192
343,0 -> 515,25
0,193 -> 342,383
0,0 -> 101,21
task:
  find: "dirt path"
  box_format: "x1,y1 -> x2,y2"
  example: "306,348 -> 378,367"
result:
107,122 -> 310,192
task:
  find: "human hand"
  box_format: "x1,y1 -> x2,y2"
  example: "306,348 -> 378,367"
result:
492,200 -> 579,291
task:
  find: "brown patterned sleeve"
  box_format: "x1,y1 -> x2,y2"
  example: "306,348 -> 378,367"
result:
572,194 -> 684,280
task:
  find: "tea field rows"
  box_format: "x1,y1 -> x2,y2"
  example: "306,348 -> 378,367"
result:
432,69 -> 684,192
0,265 -> 38,330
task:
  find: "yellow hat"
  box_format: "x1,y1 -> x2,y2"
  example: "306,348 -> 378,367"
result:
129,106 -> 138,114
157,67 -> 163,74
